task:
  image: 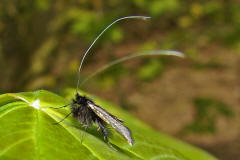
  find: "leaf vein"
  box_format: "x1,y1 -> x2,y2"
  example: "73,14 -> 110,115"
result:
0,105 -> 29,119
0,137 -> 33,156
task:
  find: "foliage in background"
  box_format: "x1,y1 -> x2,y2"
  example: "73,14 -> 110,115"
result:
182,97 -> 233,134
0,0 -> 240,92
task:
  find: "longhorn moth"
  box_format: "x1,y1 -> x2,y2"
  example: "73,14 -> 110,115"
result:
54,16 -> 151,147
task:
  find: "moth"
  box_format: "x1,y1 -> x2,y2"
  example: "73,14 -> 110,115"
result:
71,93 -> 133,146
55,16 -> 151,147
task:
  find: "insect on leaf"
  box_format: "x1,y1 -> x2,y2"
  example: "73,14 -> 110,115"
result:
0,90 -> 218,160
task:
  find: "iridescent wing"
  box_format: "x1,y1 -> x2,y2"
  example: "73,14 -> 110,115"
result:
87,100 -> 134,146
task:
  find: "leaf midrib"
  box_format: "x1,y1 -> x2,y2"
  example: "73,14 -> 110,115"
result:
34,105 -> 40,160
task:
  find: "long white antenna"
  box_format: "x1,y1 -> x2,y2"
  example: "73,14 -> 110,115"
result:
76,15 -> 151,93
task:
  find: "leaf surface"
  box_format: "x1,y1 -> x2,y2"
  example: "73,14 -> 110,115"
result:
0,90 -> 217,160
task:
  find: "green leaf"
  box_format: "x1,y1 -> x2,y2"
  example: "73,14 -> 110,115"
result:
147,0 -> 180,16
0,90 -> 217,160
137,59 -> 164,81
182,97 -> 233,134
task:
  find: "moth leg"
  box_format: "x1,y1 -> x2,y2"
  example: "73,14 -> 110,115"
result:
96,120 -> 108,142
53,112 -> 72,125
47,103 -> 70,109
81,126 -> 88,144
96,120 -> 117,150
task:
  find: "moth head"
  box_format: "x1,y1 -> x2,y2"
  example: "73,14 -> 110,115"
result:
75,93 -> 88,105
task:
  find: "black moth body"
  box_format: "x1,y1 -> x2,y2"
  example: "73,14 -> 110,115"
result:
71,93 -> 134,146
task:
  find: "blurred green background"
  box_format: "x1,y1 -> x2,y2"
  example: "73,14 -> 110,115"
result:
0,1 -> 239,159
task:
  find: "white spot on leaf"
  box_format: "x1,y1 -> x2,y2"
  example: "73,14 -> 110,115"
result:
31,99 -> 40,110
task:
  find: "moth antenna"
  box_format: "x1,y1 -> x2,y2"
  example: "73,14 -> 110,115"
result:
76,15 -> 151,93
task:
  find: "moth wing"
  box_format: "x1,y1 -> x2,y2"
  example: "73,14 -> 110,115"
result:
110,114 -> 124,123
87,101 -> 133,146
